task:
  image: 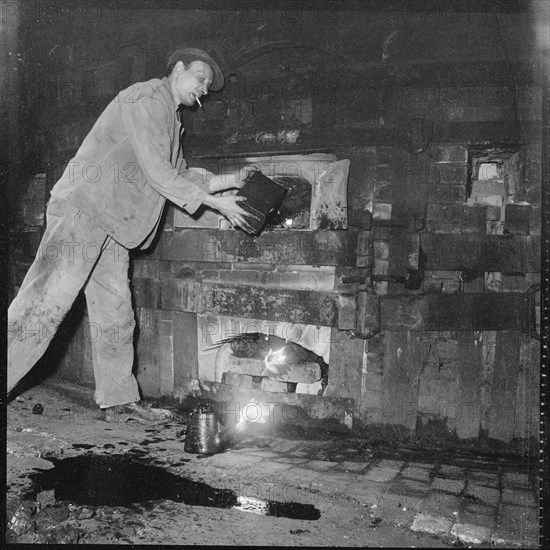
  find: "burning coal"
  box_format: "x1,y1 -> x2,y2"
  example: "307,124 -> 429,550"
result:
211,333 -> 328,395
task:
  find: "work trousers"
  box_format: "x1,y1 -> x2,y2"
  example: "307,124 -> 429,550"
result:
8,198 -> 140,407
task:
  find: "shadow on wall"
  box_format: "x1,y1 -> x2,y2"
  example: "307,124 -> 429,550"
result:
10,292 -> 87,397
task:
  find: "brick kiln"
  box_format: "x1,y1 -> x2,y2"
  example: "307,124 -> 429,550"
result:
131,152 -> 369,429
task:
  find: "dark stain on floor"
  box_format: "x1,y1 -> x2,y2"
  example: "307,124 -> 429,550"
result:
25,454 -> 321,520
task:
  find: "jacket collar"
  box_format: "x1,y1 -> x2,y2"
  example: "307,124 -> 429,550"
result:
161,76 -> 179,109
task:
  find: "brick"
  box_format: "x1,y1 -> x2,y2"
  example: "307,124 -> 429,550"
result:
504,204 -> 531,235
280,467 -> 322,488
410,512 -> 453,536
431,477 -> 465,494
363,465 -> 401,483
500,274 -> 529,292
381,489 -> 424,514
260,378 -> 289,393
362,372 -> 383,391
280,272 -> 303,287
432,162 -> 468,184
501,488 -> 537,507
387,479 -> 429,506
232,262 -> 276,271
495,505 -> 539,548
429,184 -> 466,203
333,461 -> 368,474
373,180 -> 393,201
132,277 -> 161,309
529,205 -> 541,235
463,501 -> 498,519
486,205 -> 502,221
465,483 -> 500,506
381,293 -> 531,331
462,205 -> 487,233
203,283 -> 341,327
264,362 -> 322,384
277,264 -> 336,275
376,163 -> 394,183
221,372 -> 254,389
421,233 -> 541,272
374,240 -> 390,259
219,356 -> 265,377
378,460 -> 405,470
303,460 -> 339,472
161,280 -> 204,313
299,271 -> 335,290
171,260 -> 230,273
422,274 -> 462,293
295,381 -> 323,395
434,146 -> 468,163
344,479 -> 387,506
223,270 -> 264,285
468,470 -> 500,488
132,259 -> 160,278
200,270 -> 220,282
161,228 -> 358,266
401,466 -> 432,483
451,523 -> 492,545
311,472 -> 356,497
422,490 -> 462,517
363,409 -> 382,423
372,259 -> 389,275
502,472 -> 530,489
372,202 -> 392,221
426,204 -> 463,233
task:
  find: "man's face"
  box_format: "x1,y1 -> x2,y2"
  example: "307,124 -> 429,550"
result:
172,60 -> 213,106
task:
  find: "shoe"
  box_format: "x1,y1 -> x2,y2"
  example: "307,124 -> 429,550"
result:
103,401 -> 173,424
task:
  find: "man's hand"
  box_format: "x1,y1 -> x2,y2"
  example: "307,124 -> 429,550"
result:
202,194 -> 258,232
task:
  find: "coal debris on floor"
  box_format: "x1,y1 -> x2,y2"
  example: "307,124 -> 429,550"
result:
26,454 -> 320,520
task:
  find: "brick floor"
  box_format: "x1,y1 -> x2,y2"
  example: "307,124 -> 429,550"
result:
344,479 -> 388,507
459,501 -> 497,531
496,504 -> 539,547
438,464 -> 467,479
468,470 -> 500,488
382,484 -> 424,513
278,466 -> 322,488
6,380 -> 540,548
332,460 -> 369,473
430,476 -> 465,495
501,487 -> 538,507
411,512 -> 453,536
451,523 -> 492,544
400,465 -> 432,483
422,490 -> 462,518
363,464 -> 402,483
464,482 -> 500,506
304,459 -> 340,472
502,472 -> 530,489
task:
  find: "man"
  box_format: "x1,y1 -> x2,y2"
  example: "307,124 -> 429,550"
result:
8,47 -> 252,422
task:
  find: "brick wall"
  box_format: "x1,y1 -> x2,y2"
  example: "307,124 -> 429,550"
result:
8,3 -> 542,451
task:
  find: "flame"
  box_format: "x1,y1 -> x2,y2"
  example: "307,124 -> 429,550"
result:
264,346 -> 286,374
235,397 -> 268,432
234,347 -> 287,433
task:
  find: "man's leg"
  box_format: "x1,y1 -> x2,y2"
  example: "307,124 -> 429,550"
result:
8,199 -> 108,394
83,237 -> 140,408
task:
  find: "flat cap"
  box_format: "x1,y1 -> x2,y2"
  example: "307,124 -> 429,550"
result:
166,47 -> 224,91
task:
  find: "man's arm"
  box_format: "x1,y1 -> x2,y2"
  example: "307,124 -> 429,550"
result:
122,96 -> 253,228
122,95 -> 209,214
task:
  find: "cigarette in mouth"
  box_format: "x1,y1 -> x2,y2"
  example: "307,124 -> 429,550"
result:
196,97 -> 202,108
